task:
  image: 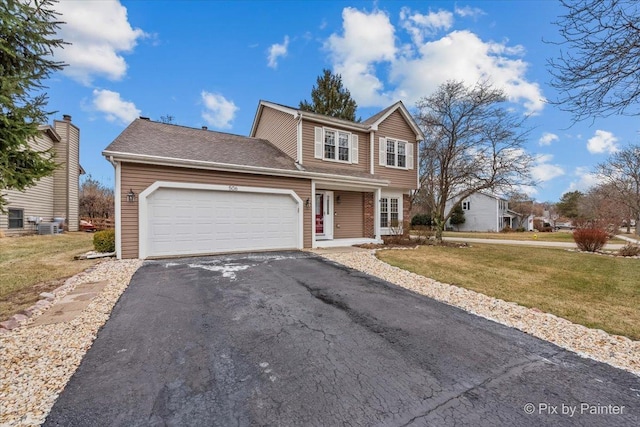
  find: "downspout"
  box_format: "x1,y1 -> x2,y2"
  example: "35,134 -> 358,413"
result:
107,156 -> 122,259
296,113 -> 303,164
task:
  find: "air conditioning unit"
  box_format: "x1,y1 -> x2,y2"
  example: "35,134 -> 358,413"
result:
38,223 -> 57,235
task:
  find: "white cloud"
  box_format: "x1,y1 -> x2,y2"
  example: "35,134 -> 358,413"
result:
454,5 -> 486,18
55,0 -> 147,85
92,89 -> 140,124
325,7 -> 545,114
201,91 -> 238,129
325,8 -> 397,106
531,154 -> 564,182
400,7 -> 453,44
567,166 -> 603,192
267,36 -> 290,69
587,130 -> 619,154
538,132 -> 559,146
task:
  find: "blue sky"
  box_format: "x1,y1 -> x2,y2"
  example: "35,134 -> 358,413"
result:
43,0 -> 638,202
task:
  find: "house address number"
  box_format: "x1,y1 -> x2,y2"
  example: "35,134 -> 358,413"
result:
228,185 -> 239,191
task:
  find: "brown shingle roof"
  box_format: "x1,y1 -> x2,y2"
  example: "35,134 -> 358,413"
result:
362,102 -> 400,125
103,119 -> 300,171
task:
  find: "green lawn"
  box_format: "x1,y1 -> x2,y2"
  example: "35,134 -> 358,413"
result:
378,244 -> 640,340
0,232 -> 98,321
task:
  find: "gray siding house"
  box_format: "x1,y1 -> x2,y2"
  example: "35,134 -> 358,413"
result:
0,115 -> 82,236
446,192 -> 517,232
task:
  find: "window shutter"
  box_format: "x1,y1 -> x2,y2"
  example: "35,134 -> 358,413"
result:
379,137 -> 386,166
351,134 -> 358,164
407,142 -> 414,169
314,127 -> 323,159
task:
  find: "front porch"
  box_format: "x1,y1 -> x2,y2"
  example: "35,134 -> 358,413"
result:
310,180 -> 408,249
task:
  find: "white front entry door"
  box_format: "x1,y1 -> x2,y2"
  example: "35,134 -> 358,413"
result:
315,191 -> 334,240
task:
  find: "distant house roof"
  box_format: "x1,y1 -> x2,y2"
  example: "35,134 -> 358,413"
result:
103,118 -> 390,186
250,100 -> 424,140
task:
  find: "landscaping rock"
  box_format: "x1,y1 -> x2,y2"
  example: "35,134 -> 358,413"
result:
39,292 -> 55,300
0,319 -> 20,330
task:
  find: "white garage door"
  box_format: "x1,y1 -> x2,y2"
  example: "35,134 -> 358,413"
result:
145,187 -> 299,258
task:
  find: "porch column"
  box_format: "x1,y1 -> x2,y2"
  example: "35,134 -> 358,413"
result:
374,187 -> 381,241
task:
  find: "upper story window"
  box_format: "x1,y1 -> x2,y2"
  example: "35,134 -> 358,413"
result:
315,127 -> 358,164
462,201 -> 471,210
379,137 -> 413,169
8,208 -> 24,229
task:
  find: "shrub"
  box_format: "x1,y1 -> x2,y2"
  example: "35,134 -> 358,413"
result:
501,226 -> 513,233
618,243 -> 640,257
93,229 -> 115,253
515,227 -> 526,232
573,227 -> 608,252
411,214 -> 432,227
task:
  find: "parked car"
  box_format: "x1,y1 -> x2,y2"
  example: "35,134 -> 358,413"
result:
80,219 -> 97,232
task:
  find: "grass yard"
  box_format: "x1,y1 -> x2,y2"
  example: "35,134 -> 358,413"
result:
378,244 -> 640,340
0,232 -> 98,322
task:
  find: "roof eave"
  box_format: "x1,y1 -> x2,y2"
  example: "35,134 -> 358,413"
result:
102,150 -> 390,187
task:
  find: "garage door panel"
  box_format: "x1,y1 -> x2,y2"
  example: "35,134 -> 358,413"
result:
145,187 -> 299,258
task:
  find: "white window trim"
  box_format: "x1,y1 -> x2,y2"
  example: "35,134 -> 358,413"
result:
316,127 -> 357,164
379,137 -> 412,170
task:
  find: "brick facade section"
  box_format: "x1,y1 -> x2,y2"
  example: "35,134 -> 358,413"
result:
363,192 -> 375,238
403,194 -> 411,236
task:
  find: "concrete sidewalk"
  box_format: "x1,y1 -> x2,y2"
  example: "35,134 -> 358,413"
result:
442,236 -> 627,250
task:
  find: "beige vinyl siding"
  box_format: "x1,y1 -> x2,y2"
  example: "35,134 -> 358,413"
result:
301,120 -> 369,172
374,110 -> 419,189
253,106 -> 298,160
0,133 -> 56,235
120,163 -> 312,259
332,191 -> 364,239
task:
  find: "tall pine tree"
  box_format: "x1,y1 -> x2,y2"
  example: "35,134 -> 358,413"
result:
0,0 -> 65,212
299,69 -> 358,121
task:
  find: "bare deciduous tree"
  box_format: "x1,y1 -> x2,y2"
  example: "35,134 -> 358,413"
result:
416,80 -> 535,242
79,176 -> 114,219
595,144 -> 640,235
579,183 -> 627,233
548,0 -> 640,121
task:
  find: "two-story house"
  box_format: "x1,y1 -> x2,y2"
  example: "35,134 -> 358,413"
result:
445,192 -> 521,232
0,115 -> 82,236
103,100 -> 423,259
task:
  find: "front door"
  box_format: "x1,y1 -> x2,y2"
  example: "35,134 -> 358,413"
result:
315,191 -> 333,240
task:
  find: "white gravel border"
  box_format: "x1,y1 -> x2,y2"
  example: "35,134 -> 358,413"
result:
0,259 -> 142,426
319,249 -> 640,377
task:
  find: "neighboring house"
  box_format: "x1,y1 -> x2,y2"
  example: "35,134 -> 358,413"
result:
103,100 -> 423,259
0,115 -> 82,235
445,192 -> 524,232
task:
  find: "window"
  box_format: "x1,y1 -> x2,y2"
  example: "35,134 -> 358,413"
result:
384,138 -> 407,168
380,198 -> 389,228
324,129 -> 336,160
380,197 -> 401,232
324,129 -> 350,162
338,132 -> 349,161
315,127 -> 358,163
462,201 -> 471,210
8,209 -> 23,229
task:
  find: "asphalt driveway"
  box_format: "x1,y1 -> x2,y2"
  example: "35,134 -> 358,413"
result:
45,252 -> 638,426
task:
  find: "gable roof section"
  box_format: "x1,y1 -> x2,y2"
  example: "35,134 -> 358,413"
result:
363,101 -> 424,139
37,124 -> 61,142
250,100 -> 424,139
104,119 -> 301,172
